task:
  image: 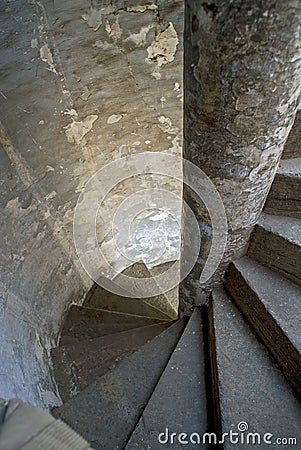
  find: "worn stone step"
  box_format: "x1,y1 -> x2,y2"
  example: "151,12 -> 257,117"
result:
84,284 -> 172,321
225,257 -> 301,397
212,288 -> 301,450
60,306 -> 168,345
265,158 -> 301,218
120,262 -> 179,320
125,308 -> 208,450
52,322 -> 172,402
282,111 -> 301,159
52,319 -> 186,450
248,213 -> 301,286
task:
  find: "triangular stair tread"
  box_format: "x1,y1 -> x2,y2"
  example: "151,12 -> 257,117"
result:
248,213 -> 301,285
52,319 -> 187,450
212,288 -> 301,449
84,285 -> 172,321
125,308 -> 208,449
60,305 -> 168,345
52,322 -> 172,402
119,262 -> 179,319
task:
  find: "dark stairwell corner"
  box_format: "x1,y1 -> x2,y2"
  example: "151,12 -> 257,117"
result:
0,1 -> 301,450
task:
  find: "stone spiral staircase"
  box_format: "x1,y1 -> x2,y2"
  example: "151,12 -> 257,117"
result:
51,117 -> 301,449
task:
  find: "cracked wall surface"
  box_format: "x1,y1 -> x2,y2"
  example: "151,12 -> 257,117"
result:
0,0 -> 183,408
184,0 -> 301,286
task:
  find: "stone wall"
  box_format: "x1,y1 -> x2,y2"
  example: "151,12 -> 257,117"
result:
0,0 -> 183,408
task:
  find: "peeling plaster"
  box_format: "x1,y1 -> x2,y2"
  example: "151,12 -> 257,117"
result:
126,5 -> 158,13
151,66 -> 162,80
39,44 -> 56,73
92,40 -> 115,50
125,25 -> 153,47
64,115 -> 98,144
147,23 -> 179,66
107,114 -> 123,124
31,38 -> 38,49
64,108 -> 78,117
158,115 -> 178,134
105,18 -> 122,43
81,5 -> 115,32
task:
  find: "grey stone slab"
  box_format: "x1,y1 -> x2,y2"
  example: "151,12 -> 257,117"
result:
265,158 -> 301,218
60,305 -> 167,345
52,319 -> 186,450
225,257 -> 301,397
282,111 -> 301,159
125,308 -> 208,450
212,288 -> 301,450
248,213 -> 301,286
84,284 -> 172,321
52,322 -> 172,401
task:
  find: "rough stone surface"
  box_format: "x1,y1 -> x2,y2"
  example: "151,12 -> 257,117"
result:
52,322 -> 171,401
184,0 -> 301,286
265,158 -> 301,218
0,0 -> 183,407
84,284 -> 172,320
225,257 -> 301,397
282,111 -> 301,158
52,319 -> 186,450
248,213 -> 301,286
60,305 -> 167,345
125,309 -> 208,449
212,288 -> 301,450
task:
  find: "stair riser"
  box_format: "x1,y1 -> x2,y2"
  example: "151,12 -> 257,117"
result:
265,174 -> 301,218
52,323 -> 171,402
85,286 -> 175,321
225,264 -> 301,398
52,320 -> 186,450
203,302 -> 223,447
60,306 -> 168,345
282,112 -> 301,159
248,225 -> 301,286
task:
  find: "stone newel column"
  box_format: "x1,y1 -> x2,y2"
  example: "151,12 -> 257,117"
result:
183,0 -> 301,288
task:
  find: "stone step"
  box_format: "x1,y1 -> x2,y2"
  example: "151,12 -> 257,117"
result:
248,213 -> 301,286
265,158 -> 301,218
52,319 -> 186,450
120,262 -> 179,320
125,308 -> 208,450
60,306 -> 168,346
211,288 -> 301,450
225,257 -> 301,397
282,111 -> 301,159
84,284 -> 172,321
52,322 -> 172,402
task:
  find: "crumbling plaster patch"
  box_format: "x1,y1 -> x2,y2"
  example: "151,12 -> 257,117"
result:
147,23 -> 179,66
64,115 -> 98,145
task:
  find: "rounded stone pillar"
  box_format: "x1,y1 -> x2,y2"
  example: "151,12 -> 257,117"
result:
183,0 -> 301,289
